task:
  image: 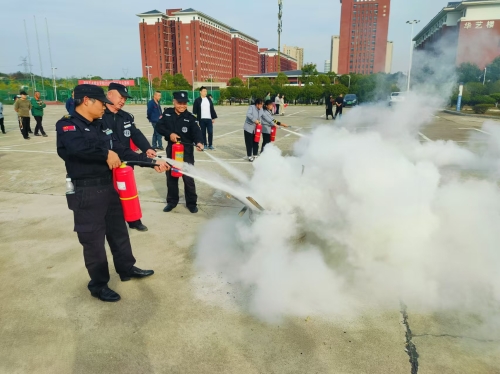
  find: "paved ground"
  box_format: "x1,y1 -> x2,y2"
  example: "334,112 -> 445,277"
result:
0,104 -> 499,373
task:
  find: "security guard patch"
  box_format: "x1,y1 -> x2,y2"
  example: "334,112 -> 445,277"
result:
63,125 -> 76,132
124,130 -> 131,137
182,127 -> 188,133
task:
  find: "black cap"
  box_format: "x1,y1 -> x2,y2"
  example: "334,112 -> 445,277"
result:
264,99 -> 273,106
20,91 -> 28,95
74,84 -> 113,104
173,91 -> 188,102
108,82 -> 132,98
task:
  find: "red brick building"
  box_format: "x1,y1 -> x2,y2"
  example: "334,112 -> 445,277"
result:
414,0 -> 500,69
137,8 -> 259,84
337,0 -> 391,75
258,48 -> 298,73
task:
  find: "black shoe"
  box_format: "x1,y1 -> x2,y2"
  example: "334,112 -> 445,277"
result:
120,266 -> 154,282
91,287 -> 121,302
163,203 -> 176,212
156,146 -> 164,151
34,133 -> 41,136
24,137 -> 30,140
129,222 -> 148,232
28,131 -> 33,134
188,206 -> 198,213
42,134 -> 48,137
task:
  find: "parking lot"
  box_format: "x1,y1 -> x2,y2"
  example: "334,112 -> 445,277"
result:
0,103 -> 499,373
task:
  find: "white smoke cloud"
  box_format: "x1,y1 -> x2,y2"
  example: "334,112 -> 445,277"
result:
188,48 -> 500,327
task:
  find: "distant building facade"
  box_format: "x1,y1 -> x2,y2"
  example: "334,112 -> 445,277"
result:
337,0 -> 391,75
282,45 -> 304,69
259,48 -> 298,73
414,0 -> 500,69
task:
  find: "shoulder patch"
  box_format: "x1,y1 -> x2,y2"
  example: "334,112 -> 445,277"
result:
63,115 -> 72,119
62,125 -> 76,132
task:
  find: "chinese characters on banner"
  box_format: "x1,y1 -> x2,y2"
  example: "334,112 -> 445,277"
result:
463,20 -> 495,29
77,80 -> 136,86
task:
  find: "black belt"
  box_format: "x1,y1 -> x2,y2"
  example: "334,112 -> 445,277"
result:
73,177 -> 112,187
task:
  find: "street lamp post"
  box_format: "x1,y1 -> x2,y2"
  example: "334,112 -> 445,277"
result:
51,67 -> 58,101
483,67 -> 487,85
406,20 -> 420,92
209,74 -> 213,95
190,69 -> 194,102
145,66 -> 152,100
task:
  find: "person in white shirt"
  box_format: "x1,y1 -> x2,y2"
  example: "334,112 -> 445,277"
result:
280,95 -> 286,116
274,94 -> 281,115
193,86 -> 218,150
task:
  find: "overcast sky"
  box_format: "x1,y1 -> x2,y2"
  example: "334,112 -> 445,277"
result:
0,0 -> 446,79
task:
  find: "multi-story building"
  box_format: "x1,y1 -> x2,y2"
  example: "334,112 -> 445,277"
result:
330,35 -> 340,73
414,0 -> 500,69
282,45 -> 304,69
337,0 -> 391,75
324,60 -> 331,73
137,8 -> 259,83
259,48 -> 298,73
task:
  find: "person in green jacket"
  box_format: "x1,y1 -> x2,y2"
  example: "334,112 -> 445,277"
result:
30,91 -> 47,137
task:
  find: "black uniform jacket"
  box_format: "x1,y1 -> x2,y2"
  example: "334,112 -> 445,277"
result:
155,107 -> 203,164
101,108 -> 152,153
56,111 -> 154,180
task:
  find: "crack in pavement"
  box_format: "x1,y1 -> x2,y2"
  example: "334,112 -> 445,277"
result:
400,301 -> 419,374
413,333 -> 500,343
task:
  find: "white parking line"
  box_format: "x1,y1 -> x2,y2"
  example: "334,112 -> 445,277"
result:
286,110 -> 305,117
418,132 -> 432,141
458,127 -> 491,135
214,129 -> 241,138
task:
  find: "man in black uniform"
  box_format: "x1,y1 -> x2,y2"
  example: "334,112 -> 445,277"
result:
334,94 -> 344,120
156,91 -> 204,213
56,84 -> 169,302
101,82 -> 155,232
325,94 -> 334,120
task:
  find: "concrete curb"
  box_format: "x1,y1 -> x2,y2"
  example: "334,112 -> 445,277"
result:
442,109 -> 500,120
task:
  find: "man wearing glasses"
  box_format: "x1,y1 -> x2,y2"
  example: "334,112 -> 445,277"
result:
156,91 -> 204,214
101,83 -> 157,232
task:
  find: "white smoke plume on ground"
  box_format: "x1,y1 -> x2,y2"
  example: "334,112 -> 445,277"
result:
189,43 -> 500,325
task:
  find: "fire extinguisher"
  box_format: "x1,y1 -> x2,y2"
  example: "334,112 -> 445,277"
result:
171,142 -> 184,177
130,139 -> 139,152
270,125 -> 277,142
254,122 -> 263,143
113,163 -> 142,222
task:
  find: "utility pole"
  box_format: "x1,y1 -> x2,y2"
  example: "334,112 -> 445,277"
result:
483,67 -> 487,85
45,18 -> 56,100
23,20 -> 36,94
406,20 -> 420,92
145,66 -> 153,100
34,16 -> 45,98
51,67 -> 58,102
277,0 -> 283,72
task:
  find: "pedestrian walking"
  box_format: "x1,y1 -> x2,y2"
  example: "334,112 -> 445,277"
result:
66,90 -> 75,116
147,91 -> 164,151
243,98 -> 263,162
326,95 -> 334,119
193,86 -> 218,150
14,91 -> 32,139
280,94 -> 286,116
334,94 -> 344,120
0,101 -> 5,134
156,91 -> 204,214
30,91 -> 48,137
275,94 -> 281,115
102,82 -> 157,232
55,84 -> 169,302
265,92 -> 271,101
260,100 -> 289,153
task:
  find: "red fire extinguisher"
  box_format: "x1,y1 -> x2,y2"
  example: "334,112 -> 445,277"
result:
113,163 -> 142,222
254,122 -> 263,143
171,142 -> 184,177
130,139 -> 139,152
270,125 -> 277,142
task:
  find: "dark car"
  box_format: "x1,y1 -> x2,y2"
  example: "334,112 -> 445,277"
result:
344,94 -> 358,107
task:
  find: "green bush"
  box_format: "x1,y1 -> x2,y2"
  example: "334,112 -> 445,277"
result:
489,93 -> 500,103
473,104 -> 494,114
469,95 -> 496,106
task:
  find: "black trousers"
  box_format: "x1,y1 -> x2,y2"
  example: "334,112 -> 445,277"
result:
34,116 -> 46,135
334,106 -> 343,119
0,118 -> 4,133
166,171 -> 197,208
199,119 -> 213,146
275,104 -> 280,114
244,130 -> 259,157
326,108 -> 333,119
261,133 -> 271,153
20,117 -> 30,138
66,184 -> 136,293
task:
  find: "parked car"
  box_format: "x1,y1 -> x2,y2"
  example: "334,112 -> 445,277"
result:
344,94 -> 358,107
389,92 -> 405,106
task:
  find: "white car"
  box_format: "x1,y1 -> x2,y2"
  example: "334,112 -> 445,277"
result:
389,92 -> 405,106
